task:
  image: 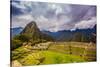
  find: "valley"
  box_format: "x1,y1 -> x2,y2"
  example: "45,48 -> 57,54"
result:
11,42 -> 96,66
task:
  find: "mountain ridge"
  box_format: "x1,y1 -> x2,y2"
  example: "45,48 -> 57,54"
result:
11,22 -> 96,43
42,25 -> 96,43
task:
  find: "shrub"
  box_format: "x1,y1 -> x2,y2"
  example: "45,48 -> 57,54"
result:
13,34 -> 30,42
11,34 -> 31,50
11,39 -> 22,50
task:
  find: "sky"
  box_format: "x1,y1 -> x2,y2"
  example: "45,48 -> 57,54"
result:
11,1 -> 96,32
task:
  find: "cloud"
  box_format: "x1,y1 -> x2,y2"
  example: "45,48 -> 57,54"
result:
11,14 -> 34,28
74,17 -> 96,29
11,1 -> 26,9
11,1 -> 96,32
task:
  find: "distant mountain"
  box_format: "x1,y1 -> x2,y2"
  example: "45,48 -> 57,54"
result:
11,21 -> 54,50
20,21 -> 41,39
43,30 -> 73,41
20,21 -> 54,43
11,22 -> 96,43
43,25 -> 96,43
11,27 -> 23,37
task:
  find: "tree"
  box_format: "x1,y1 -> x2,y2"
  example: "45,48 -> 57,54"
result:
11,34 -> 30,50
72,32 -> 82,42
11,39 -> 22,50
13,34 -> 30,42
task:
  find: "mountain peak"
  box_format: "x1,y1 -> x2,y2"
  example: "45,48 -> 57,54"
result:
21,21 -> 40,35
26,21 -> 37,28
19,21 -> 53,42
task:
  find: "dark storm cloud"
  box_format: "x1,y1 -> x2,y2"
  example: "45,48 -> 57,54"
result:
11,1 -> 96,32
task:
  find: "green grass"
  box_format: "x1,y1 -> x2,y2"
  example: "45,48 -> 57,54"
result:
17,50 -> 85,66
11,42 -> 96,66
41,50 -> 85,64
18,54 -> 40,65
12,47 -> 29,60
48,43 -> 85,55
12,46 -> 35,60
